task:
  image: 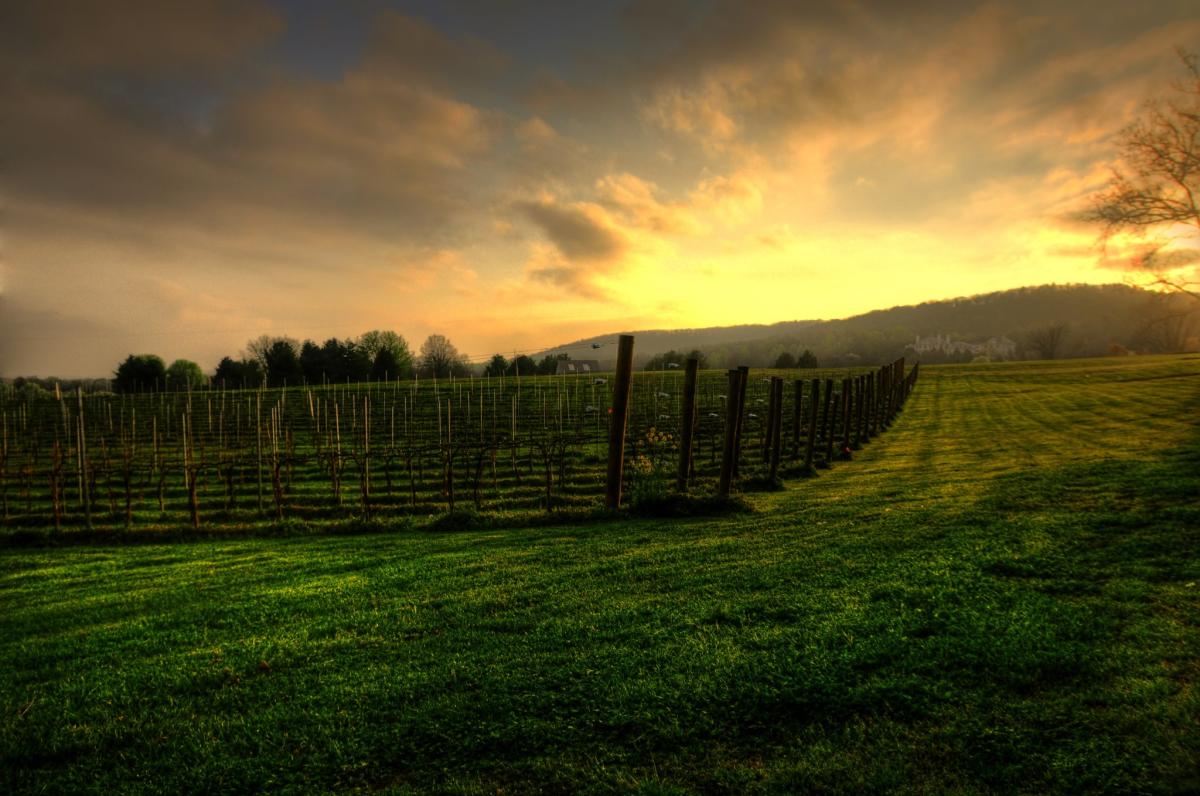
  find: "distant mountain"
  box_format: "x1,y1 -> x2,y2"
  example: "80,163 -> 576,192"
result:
540,284 -> 1199,368
543,319 -> 823,361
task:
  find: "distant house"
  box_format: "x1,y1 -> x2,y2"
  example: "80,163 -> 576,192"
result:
907,334 -> 1017,359
555,359 -> 602,375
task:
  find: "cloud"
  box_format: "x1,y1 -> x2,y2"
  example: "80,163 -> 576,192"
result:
516,198 -> 627,262
688,170 -> 763,222
629,0 -> 1200,231
506,116 -> 591,185
0,0 -> 282,74
361,10 -> 509,89
515,116 -> 559,147
523,243 -> 611,300
6,0 -> 1199,376
1095,243 -> 1200,273
0,5 -> 523,374
3,6 -> 506,271
643,79 -> 739,151
596,173 -> 703,234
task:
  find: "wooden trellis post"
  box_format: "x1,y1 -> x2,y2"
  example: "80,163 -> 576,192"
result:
820,378 -> 835,467
718,369 -> 742,497
763,375 -> 780,463
840,376 -> 852,459
804,378 -> 819,471
605,334 -> 635,509
732,366 -> 749,477
768,377 -> 784,480
77,388 -> 92,531
864,373 -> 875,440
677,357 -> 698,492
791,379 -> 803,459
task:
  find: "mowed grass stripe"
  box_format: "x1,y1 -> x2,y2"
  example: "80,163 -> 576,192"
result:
1,355 -> 1198,794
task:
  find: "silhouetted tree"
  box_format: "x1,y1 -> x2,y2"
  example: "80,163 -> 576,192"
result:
537,353 -> 568,375
245,335 -> 300,371
1131,295 -> 1199,352
506,355 -> 537,377
1026,323 -> 1067,360
166,359 -> 206,390
113,354 -> 166,393
299,340 -> 324,384
371,347 -> 403,381
325,338 -> 370,382
214,357 -> 263,388
773,352 -> 796,369
796,349 -> 819,368
358,330 -> 413,378
1085,50 -> 1200,299
299,338 -> 371,383
418,334 -> 469,378
484,354 -> 509,377
264,340 -> 302,387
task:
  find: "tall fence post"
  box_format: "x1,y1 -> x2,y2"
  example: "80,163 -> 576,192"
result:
803,378 -> 819,471
878,364 -> 889,429
791,379 -> 803,459
768,377 -> 784,480
718,369 -> 742,497
884,360 -> 892,419
605,334 -> 635,509
677,357 -> 699,492
855,374 -> 867,446
732,366 -> 749,477
865,373 -> 875,440
763,375 -> 779,463
77,388 -> 92,531
839,376 -> 852,459
820,378 -> 835,467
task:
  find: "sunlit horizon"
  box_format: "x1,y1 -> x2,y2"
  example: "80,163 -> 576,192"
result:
3,1 -> 1198,377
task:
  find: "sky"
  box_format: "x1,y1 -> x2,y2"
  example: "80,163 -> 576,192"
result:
2,0 -> 1198,377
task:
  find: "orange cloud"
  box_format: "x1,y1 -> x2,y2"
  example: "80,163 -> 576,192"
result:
596,173 -> 703,234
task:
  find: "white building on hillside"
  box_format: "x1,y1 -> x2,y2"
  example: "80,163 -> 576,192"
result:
908,334 -> 1017,359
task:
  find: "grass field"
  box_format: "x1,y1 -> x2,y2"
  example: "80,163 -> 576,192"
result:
2,355 -> 1198,794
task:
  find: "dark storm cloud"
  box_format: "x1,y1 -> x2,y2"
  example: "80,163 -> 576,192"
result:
526,265 -> 609,300
0,0 -> 283,75
2,2 -> 506,260
515,200 -> 626,262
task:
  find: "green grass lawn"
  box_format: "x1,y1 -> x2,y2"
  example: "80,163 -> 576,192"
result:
2,356 -> 1198,794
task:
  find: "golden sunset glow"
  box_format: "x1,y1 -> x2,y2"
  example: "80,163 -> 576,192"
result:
2,1 -> 1198,375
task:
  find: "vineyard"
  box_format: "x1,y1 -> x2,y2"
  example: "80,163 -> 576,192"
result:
0,340 -> 917,533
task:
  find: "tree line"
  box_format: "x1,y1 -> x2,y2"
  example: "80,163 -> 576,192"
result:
110,331 -> 464,393
104,332 -> 693,394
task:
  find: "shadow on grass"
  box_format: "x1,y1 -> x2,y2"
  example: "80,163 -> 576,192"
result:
0,492 -> 757,548
976,436 -> 1200,586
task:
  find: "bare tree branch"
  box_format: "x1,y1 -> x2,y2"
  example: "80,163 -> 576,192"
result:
1084,50 -> 1200,298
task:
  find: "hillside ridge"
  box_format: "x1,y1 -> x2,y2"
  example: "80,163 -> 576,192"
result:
541,283 -> 1193,367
